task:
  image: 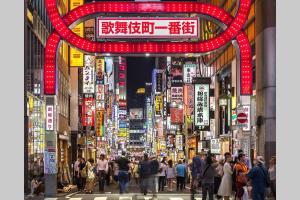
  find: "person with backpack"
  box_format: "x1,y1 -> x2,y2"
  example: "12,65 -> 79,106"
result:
247,156 -> 269,200
166,159 -> 176,191
116,151 -> 130,194
139,153 -> 151,195
158,157 -> 167,191
191,152 -> 203,199
175,160 -> 187,192
233,153 -> 249,200
201,153 -> 218,200
218,152 -> 233,200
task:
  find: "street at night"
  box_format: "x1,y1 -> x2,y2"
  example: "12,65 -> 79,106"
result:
23,0 -> 276,200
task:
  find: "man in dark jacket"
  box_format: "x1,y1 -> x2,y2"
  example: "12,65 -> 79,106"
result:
149,156 -> 159,199
139,153 -> 151,195
201,154 -> 218,200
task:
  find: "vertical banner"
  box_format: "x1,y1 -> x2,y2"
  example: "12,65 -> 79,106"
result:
96,110 -> 104,137
156,71 -> 163,93
194,78 -> 211,131
171,58 -> 183,85
46,105 -> 54,131
155,95 -> 163,116
96,84 -> 105,110
96,58 -> 104,84
183,62 -> 197,83
170,107 -> 184,124
83,55 -> 95,94
184,84 -> 194,116
82,96 -> 95,127
176,135 -> 183,151
171,86 -> 183,103
69,0 -> 84,67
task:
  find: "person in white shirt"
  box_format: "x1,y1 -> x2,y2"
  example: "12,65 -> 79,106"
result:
96,154 -> 108,192
158,157 -> 167,191
74,156 -> 82,191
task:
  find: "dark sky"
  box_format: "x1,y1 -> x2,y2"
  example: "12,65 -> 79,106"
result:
127,57 -> 155,109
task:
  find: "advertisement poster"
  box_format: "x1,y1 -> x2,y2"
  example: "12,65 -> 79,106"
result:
171,87 -> 183,103
96,84 -> 105,110
171,58 -> 183,84
166,134 -> 175,148
170,107 -> 183,124
44,149 -> 57,174
183,62 -> 197,83
83,55 -> 95,94
184,84 -> 194,116
210,139 -> 221,154
194,83 -> 210,129
129,108 -> 143,120
237,105 -> 251,131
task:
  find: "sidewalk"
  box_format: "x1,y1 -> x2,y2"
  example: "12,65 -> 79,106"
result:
25,186 -> 79,200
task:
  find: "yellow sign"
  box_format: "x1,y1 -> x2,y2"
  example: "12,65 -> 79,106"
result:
155,95 -> 163,115
136,88 -> 145,94
69,0 -> 84,67
96,110 -> 104,137
232,96 -> 237,109
27,9 -> 33,24
118,128 -> 127,137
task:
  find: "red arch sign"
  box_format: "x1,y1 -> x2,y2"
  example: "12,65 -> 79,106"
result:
44,0 -> 252,95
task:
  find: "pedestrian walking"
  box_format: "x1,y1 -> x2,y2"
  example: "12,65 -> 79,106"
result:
79,158 -> 87,191
158,158 -> 167,191
182,159 -> 188,189
149,156 -> 159,199
201,154 -> 218,200
112,160 -> 119,185
116,151 -> 130,194
247,156 -> 269,200
166,160 -> 176,191
268,156 -> 276,199
214,157 -> 224,199
139,153 -> 151,195
191,152 -> 203,200
74,156 -> 82,191
175,160 -> 186,192
218,152 -> 233,200
85,158 -> 96,194
96,154 -> 108,192
133,161 -> 140,184
233,153 -> 249,200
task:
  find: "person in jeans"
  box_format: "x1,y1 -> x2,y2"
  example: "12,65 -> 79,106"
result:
175,160 -> 186,192
247,156 -> 269,200
158,157 -> 167,191
96,154 -> 108,192
201,153 -> 218,200
139,153 -> 151,195
191,152 -> 203,199
116,151 -> 130,194
149,156 -> 159,199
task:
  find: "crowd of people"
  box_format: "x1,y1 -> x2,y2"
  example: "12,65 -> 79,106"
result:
72,150 -> 276,200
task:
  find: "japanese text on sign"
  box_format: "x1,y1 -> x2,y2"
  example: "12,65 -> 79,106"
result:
171,87 -> 183,103
83,55 -> 95,94
194,84 -> 210,127
46,105 -> 54,131
97,18 -> 199,38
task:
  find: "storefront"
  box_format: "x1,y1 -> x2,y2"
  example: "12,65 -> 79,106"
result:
187,136 -> 197,161
27,93 -> 45,178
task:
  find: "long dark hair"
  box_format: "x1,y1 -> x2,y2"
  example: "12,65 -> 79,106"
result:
206,155 -> 213,165
168,160 -> 173,168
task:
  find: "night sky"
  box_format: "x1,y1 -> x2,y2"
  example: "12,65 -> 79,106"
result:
127,57 -> 155,109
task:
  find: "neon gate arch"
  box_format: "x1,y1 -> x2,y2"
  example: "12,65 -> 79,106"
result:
44,0 -> 252,95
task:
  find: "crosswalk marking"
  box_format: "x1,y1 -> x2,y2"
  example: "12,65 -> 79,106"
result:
94,197 -> 108,200
69,198 -> 82,200
169,198 -> 184,200
119,197 -> 132,200
44,198 -> 57,200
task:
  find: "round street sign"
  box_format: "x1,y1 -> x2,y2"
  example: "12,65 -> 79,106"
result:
237,113 -> 248,123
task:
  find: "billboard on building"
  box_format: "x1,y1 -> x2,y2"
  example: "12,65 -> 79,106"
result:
96,18 -> 199,39
82,96 -> 95,127
105,57 -> 114,91
210,139 -> 221,154
171,58 -> 183,85
129,108 -> 143,120
83,55 -> 95,94
183,62 -> 197,83
96,84 -> 105,110
166,134 -> 175,148
194,78 -> 210,130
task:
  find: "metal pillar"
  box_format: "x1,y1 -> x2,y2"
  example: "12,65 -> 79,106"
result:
255,0 -> 276,164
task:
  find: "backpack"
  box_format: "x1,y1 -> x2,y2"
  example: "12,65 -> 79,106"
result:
150,160 -> 159,175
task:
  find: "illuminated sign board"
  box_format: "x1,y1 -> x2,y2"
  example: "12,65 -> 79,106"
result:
97,17 -> 199,39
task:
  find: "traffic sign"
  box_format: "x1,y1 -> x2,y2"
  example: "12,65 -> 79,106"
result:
237,112 -> 248,123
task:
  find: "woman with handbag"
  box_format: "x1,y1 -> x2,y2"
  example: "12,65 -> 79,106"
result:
85,158 -> 96,194
218,152 -> 233,200
201,154 -> 218,200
